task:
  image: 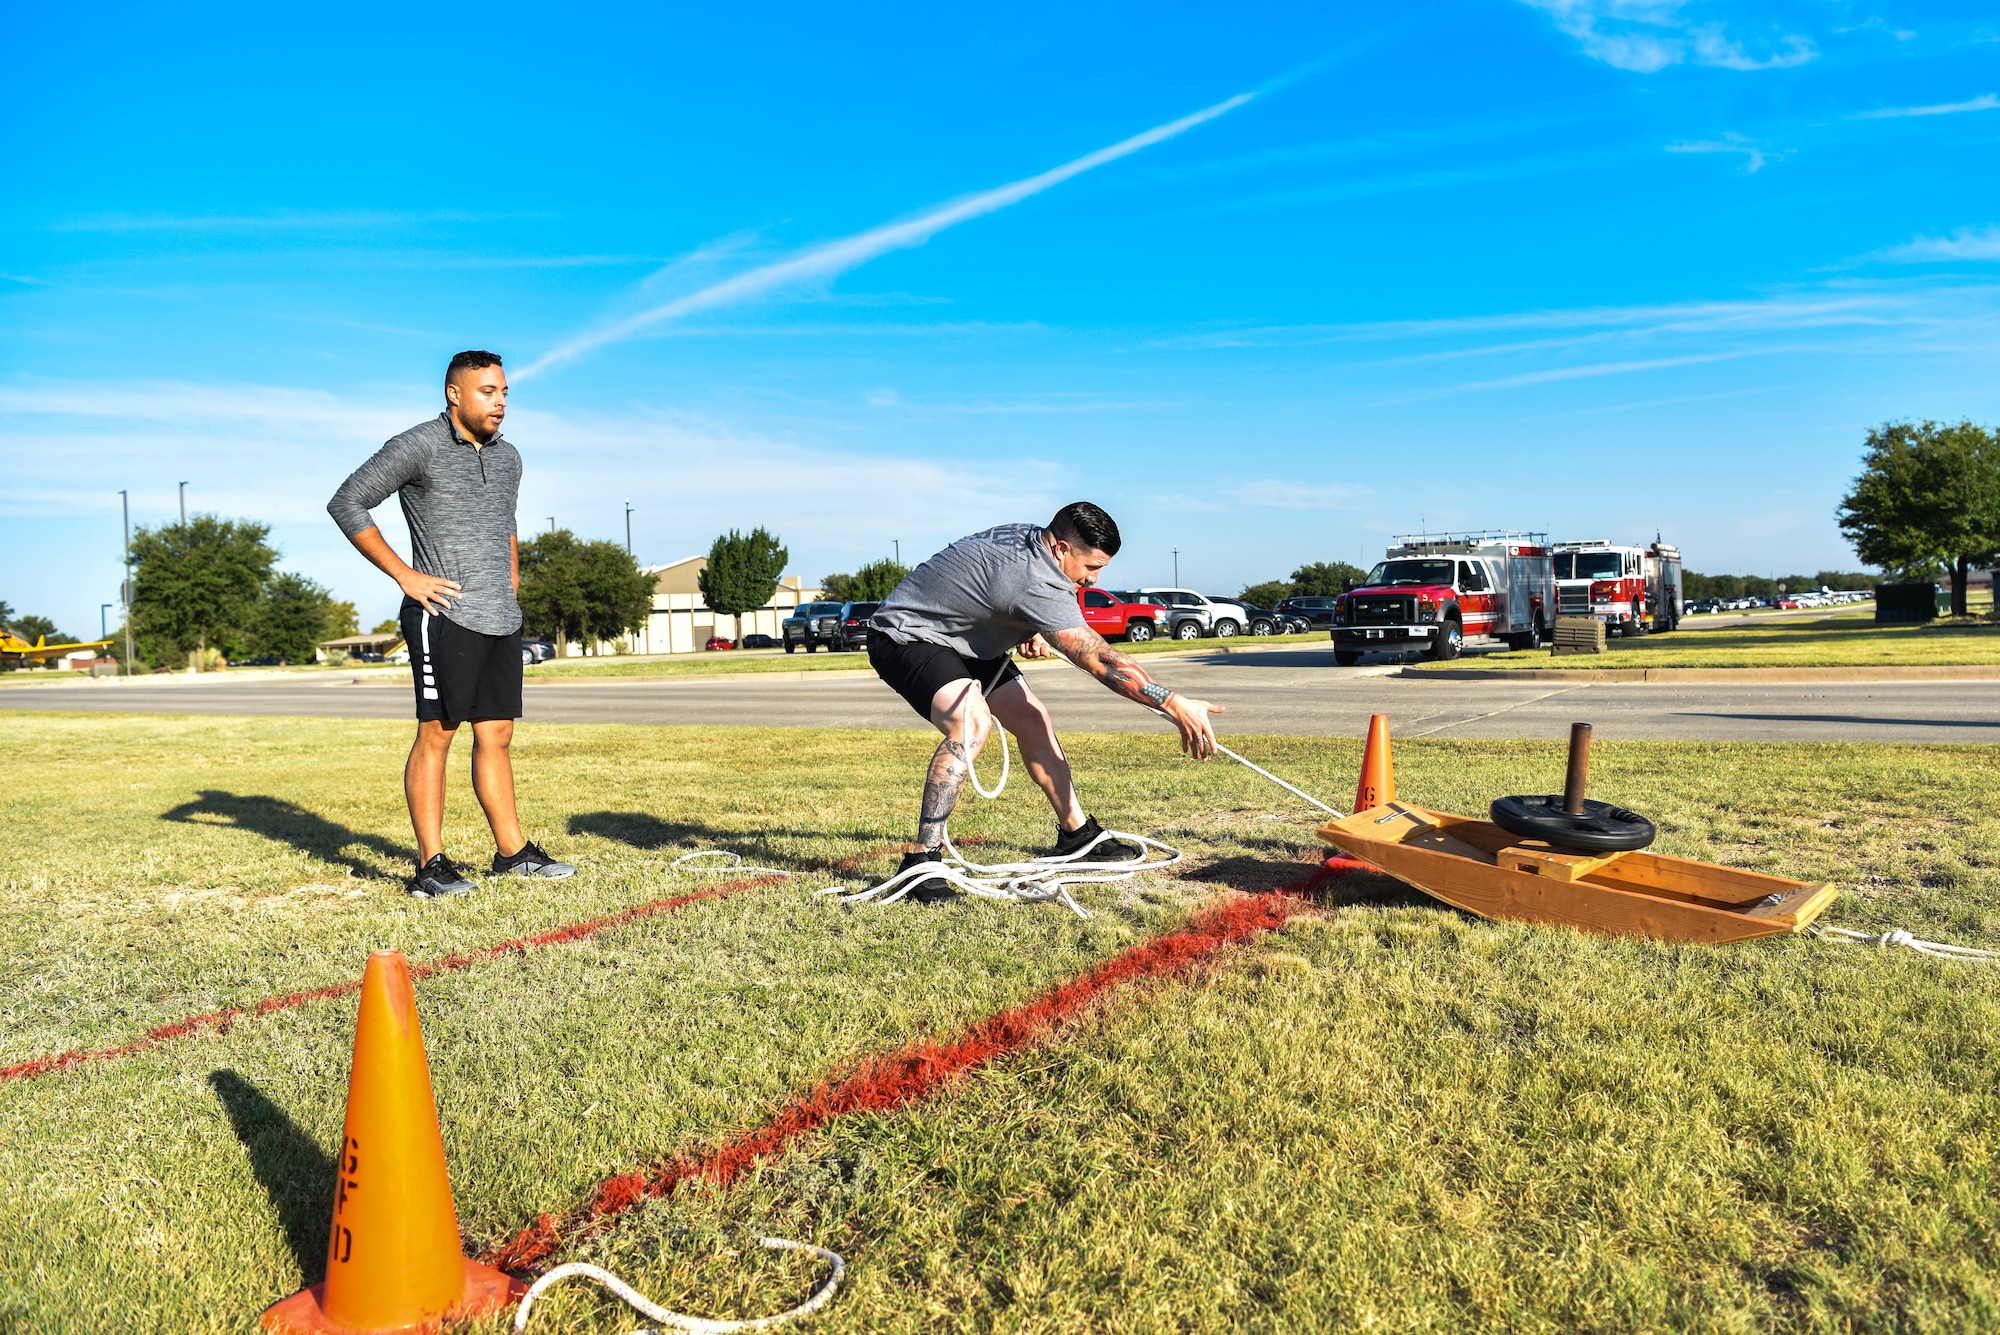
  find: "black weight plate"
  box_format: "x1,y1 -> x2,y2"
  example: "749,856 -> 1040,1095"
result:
1490,794 -> 1657,853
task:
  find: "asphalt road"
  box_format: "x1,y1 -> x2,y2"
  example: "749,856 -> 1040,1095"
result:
4,648 -> 1993,743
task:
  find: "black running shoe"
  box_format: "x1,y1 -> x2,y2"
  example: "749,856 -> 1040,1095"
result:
894,847 -> 958,903
410,853 -> 475,899
491,839 -> 576,879
1052,815 -> 1139,862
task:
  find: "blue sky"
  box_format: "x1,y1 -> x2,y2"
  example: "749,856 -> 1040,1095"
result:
4,1 -> 1999,636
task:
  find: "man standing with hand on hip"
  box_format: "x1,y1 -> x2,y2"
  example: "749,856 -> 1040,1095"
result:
327,350 -> 573,898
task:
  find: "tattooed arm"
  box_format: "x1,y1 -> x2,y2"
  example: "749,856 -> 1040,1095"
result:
1042,624 -> 1225,759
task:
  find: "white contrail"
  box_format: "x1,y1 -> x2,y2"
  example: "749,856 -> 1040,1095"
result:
517,92 -> 1256,379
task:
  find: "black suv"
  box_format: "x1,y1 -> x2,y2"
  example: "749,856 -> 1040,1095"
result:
835,601 -> 880,650
1275,595 -> 1338,629
782,601 -> 846,653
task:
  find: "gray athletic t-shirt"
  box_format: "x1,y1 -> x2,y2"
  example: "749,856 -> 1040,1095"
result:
327,414 -> 523,636
871,523 -> 1086,659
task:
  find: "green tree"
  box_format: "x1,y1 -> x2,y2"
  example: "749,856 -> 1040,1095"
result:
698,527 -> 789,641
519,530 -> 589,655
1290,561 -> 1368,597
130,516 -> 277,666
820,573 -> 855,602
10,614 -> 66,644
1238,580 -> 1292,609
1838,420 -> 2000,616
251,572 -> 340,663
846,558 -> 911,602
575,539 -> 655,650
370,617 -> 400,636
323,600 -> 359,640
519,531 -> 655,654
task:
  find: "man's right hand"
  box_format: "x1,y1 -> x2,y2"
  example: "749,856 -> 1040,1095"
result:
398,570 -> 461,614
1163,692 -> 1225,760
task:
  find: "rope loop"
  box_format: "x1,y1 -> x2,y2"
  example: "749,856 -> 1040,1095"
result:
513,1238 -> 845,1334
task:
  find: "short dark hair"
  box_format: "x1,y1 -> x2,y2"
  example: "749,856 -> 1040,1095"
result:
446,349 -> 503,384
1049,501 -> 1121,556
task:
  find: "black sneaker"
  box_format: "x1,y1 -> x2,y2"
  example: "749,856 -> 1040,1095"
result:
1051,815 -> 1139,862
491,839 -> 576,879
411,854 -> 475,899
894,848 -> 958,903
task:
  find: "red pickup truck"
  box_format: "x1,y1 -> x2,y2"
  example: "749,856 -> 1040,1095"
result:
1078,588 -> 1162,642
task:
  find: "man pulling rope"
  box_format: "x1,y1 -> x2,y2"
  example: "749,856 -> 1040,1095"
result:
866,502 -> 1225,903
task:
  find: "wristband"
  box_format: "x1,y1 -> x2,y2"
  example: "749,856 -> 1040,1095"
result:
1139,682 -> 1174,707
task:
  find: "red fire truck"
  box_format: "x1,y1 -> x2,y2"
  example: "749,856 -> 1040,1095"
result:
1331,532 -> 1554,665
1551,540 -> 1683,635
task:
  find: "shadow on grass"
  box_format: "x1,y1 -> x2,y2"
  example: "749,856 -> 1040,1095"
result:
163,790 -> 413,879
568,811 -> 894,872
208,1070 -> 334,1281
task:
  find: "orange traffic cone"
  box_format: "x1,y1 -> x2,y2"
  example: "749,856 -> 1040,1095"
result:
263,951 -> 521,1334
1354,713 -> 1396,812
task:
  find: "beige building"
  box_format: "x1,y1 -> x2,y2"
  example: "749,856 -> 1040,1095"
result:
633,556 -> 823,654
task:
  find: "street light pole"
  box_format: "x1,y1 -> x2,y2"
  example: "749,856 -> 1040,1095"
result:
1172,547 -> 1180,586
118,490 -> 133,675
101,603 -> 113,639
893,539 -> 900,566
179,481 -> 188,526
624,500 -> 633,555
547,517 -> 556,534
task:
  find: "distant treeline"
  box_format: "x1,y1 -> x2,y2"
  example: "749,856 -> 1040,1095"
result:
1239,562 -> 1369,609
1682,571 -> 1876,599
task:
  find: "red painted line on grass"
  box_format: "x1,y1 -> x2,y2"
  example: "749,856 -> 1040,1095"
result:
0,878 -> 775,1085
487,858 -> 1349,1274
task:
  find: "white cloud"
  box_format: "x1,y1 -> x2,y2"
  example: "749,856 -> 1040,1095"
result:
1230,480 -> 1374,510
1667,132 -> 1774,172
1520,1 -> 1815,72
1853,94 -> 1999,120
519,91 -> 1257,378
1881,226 -> 2000,262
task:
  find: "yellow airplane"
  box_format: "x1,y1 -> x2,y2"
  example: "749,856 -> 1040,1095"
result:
0,629 -> 117,664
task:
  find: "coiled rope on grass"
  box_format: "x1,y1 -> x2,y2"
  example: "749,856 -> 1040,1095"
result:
513,1239 -> 845,1334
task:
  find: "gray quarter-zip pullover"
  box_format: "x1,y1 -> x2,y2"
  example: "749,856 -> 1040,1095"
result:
328,413 -> 524,636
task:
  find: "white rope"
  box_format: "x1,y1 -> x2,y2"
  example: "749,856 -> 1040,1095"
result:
968,721 -> 1009,799
512,1239 -> 846,1334
821,826 -> 1182,919
674,850 -> 794,878
1213,742 -> 1343,817
1808,923 -> 1999,962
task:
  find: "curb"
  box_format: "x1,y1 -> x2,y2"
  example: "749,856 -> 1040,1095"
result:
1403,664 -> 2000,683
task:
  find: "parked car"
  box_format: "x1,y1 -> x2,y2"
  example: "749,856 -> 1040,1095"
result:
741,633 -> 779,649
520,640 -> 556,665
704,635 -> 737,651
1079,588 -> 1162,641
1209,597 -> 1304,636
1117,588 -> 1238,639
782,601 -> 846,652
1275,595 -> 1339,629
835,601 -> 881,650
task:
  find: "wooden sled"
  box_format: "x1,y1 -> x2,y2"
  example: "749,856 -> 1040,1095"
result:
1317,802 -> 1838,944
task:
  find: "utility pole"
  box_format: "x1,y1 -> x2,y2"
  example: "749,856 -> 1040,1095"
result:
893,539 -> 900,566
101,603 -> 113,639
1173,547 -> 1180,586
547,517 -> 555,534
118,490 -> 133,675
624,500 -> 634,556
178,481 -> 188,526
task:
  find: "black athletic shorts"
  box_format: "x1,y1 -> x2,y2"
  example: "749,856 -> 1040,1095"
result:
868,631 -> 1023,721
401,601 -> 523,725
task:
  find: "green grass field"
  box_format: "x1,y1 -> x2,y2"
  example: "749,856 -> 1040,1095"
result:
1422,606 -> 2000,671
2,713 -> 1996,1332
